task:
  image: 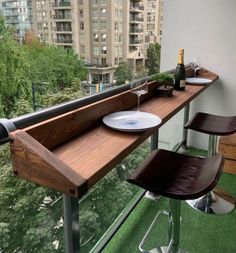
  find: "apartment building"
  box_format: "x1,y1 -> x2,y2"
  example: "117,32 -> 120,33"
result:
0,0 -> 32,43
32,0 -> 163,84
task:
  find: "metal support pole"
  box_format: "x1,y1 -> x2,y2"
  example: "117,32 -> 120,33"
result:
63,194 -> 80,253
169,199 -> 181,253
150,129 -> 159,151
32,83 -> 37,111
208,135 -> 217,157
182,104 -> 190,149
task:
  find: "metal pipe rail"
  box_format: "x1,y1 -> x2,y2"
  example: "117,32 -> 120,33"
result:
0,83 -> 132,144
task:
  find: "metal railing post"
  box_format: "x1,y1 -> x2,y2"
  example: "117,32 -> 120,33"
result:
63,194 -> 80,253
150,129 -> 159,151
182,104 -> 190,149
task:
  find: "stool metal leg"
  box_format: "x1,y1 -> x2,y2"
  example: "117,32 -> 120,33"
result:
140,199 -> 188,253
157,199 -> 188,253
186,135 -> 235,214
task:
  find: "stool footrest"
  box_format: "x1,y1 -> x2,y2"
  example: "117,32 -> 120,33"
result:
139,210 -> 169,253
147,246 -> 189,253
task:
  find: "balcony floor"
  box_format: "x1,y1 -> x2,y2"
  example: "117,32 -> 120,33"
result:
104,149 -> 236,253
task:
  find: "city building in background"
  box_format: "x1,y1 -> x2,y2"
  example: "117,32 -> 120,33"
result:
0,0 -> 32,43
1,0 -> 163,86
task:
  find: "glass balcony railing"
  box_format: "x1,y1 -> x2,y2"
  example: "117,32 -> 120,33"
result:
129,16 -> 144,22
51,1 -> 71,8
129,27 -> 143,33
53,14 -> 72,20
54,38 -> 73,43
130,4 -> 144,11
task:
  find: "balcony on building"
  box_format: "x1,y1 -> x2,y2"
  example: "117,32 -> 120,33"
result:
129,14 -> 144,23
53,10 -> 71,21
51,0 -> 71,9
129,24 -> 143,34
129,2 -> 144,12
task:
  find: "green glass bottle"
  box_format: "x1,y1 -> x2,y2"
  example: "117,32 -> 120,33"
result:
174,48 -> 186,91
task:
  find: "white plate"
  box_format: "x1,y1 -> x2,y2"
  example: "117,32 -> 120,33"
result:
186,77 -> 212,84
103,111 -> 162,132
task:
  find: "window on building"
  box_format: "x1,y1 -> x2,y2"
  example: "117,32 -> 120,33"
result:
93,47 -> 99,56
36,1 -> 40,9
92,9 -> 98,18
42,11 -> 46,20
114,22 -> 118,30
92,0 -> 98,5
101,33 -> 106,43
79,9 -> 83,18
80,33 -> 84,43
100,21 -> 106,30
101,46 -> 107,54
37,23 -> 42,30
101,8 -> 106,17
93,57 -> 99,64
119,22 -> 123,32
119,9 -> 123,18
114,46 -> 118,56
101,58 -> 106,66
93,33 -> 99,42
79,0 -> 83,5
80,45 -> 85,54
93,21 -> 99,30
80,22 -> 84,30
114,58 -> 119,65
101,0 -> 106,5
119,46 -> 123,56
147,24 -> 155,30
103,74 -> 109,83
115,9 -> 119,18
37,12 -> 42,21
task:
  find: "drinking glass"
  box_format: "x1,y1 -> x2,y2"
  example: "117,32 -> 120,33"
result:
190,57 -> 201,77
130,72 -> 148,111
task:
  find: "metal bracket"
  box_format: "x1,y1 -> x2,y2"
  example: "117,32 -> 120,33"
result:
0,118 -> 16,144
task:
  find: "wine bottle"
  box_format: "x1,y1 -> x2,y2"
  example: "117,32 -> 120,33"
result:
174,48 -> 186,91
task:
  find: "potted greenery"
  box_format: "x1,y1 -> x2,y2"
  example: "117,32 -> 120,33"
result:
151,72 -> 174,97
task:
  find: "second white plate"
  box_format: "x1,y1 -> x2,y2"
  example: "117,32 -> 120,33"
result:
186,77 -> 212,84
103,111 -> 162,132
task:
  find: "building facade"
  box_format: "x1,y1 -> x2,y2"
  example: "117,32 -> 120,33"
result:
2,0 -> 163,85
0,0 -> 32,43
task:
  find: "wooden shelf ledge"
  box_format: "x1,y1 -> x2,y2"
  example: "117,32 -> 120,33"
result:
9,68 -> 218,198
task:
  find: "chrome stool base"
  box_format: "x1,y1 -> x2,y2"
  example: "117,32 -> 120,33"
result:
148,246 -> 188,253
186,188 -> 235,214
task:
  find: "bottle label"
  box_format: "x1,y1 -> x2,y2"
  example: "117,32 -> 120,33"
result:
180,80 -> 185,87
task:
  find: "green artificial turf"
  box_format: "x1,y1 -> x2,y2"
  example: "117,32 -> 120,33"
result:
103,148 -> 236,253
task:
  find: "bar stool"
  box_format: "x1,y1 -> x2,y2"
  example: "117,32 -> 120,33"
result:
185,112 -> 236,214
128,149 -> 224,253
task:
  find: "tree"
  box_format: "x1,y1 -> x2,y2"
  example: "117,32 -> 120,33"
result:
23,42 -> 88,91
146,42 -> 161,75
0,16 -> 31,117
114,61 -> 132,85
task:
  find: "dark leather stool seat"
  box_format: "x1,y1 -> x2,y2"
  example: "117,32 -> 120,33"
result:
128,149 -> 224,253
185,112 -> 236,214
185,112 -> 236,136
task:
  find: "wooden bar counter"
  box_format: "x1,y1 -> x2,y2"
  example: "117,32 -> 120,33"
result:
9,69 -> 218,198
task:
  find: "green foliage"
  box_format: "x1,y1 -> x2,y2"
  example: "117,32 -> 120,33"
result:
152,72 -> 174,84
114,61 -> 132,85
146,43 -> 161,75
0,17 -> 31,117
23,42 -> 88,91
